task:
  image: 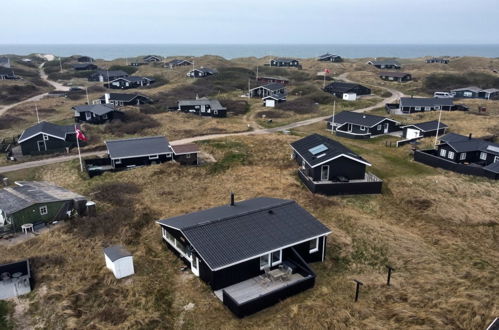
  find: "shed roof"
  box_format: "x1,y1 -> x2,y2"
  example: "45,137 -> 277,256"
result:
99,93 -> 152,102
401,120 -> 448,132
106,136 -> 172,159
290,133 -> 371,168
157,197 -> 331,270
73,104 -> 117,115
369,59 -> 401,66
104,245 -> 132,262
379,71 -> 411,78
178,98 -> 226,110
171,143 -> 199,155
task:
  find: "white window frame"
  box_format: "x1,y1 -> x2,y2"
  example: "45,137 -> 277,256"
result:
271,250 -> 282,266
415,106 -> 421,111
377,124 -> 382,130
447,151 -> 455,159
43,134 -> 49,141
114,159 -> 122,165
39,205 -> 48,215
480,152 -> 487,160
494,156 -> 499,163
301,159 -> 306,170
85,112 -> 92,120
149,154 -> 159,160
439,149 -> 447,157
460,153 -> 466,160
435,106 -> 441,110
186,154 -> 191,158
321,165 -> 329,181
360,125 -> 366,131
260,254 -> 270,270
310,237 -> 319,253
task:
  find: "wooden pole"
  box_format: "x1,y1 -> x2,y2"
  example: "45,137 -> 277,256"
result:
434,109 -> 442,146
331,100 -> 336,133
35,104 -> 40,123
386,265 -> 394,286
75,125 -> 83,172
354,280 -> 363,302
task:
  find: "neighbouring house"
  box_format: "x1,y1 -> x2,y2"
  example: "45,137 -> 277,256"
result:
262,94 -> 287,107
426,58 -> 449,64
171,143 -> 199,165
77,56 -> 94,63
72,104 -> 123,124
165,59 -> 193,68
177,98 -> 227,117
414,133 -> 499,180
327,111 -> 400,139
104,76 -> 155,89
256,76 -> 289,85
450,86 -> 499,99
324,82 -> 371,98
0,181 -> 88,233
270,58 -> 300,67
104,245 -> 134,279
0,57 -> 11,68
401,120 -> 448,140
88,70 -> 128,82
0,260 -> 31,299
94,93 -> 153,106
397,97 -> 463,114
157,194 -> 331,317
72,63 -> 98,71
106,136 -> 173,169
291,134 -> 383,195
249,83 -> 287,98
18,121 -> 81,156
186,67 -> 216,78
379,71 -> 412,82
143,55 -> 162,63
0,67 -> 18,80
368,59 -> 401,69
318,53 -> 343,62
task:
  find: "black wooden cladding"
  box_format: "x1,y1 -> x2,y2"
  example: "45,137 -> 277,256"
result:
414,150 -> 499,180
20,133 -> 80,156
298,170 -> 383,195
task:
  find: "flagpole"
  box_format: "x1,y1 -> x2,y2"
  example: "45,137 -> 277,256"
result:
323,68 -> 326,89
75,125 -> 83,172
332,100 -> 336,134
434,109 -> 442,147
35,103 -> 40,123
85,87 -> 90,105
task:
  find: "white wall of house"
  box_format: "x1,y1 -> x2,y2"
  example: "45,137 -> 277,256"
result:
104,255 -> 134,279
265,99 -> 276,107
343,93 -> 357,101
405,128 -> 421,139
0,276 -> 31,299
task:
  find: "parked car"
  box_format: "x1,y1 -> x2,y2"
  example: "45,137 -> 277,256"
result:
434,92 -> 455,98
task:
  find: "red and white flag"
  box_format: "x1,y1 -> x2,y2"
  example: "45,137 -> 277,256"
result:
75,127 -> 88,142
324,68 -> 330,74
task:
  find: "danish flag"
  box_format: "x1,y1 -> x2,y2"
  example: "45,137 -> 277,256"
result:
75,126 -> 88,142
324,68 -> 330,74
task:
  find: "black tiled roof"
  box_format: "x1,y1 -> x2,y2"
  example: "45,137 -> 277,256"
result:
328,111 -> 397,127
400,97 -> 454,107
440,133 -> 499,155
158,197 -> 331,270
290,133 -> 371,167
18,121 -> 76,143
106,136 -> 172,159
99,93 -> 152,102
73,104 -> 117,116
402,120 -> 448,132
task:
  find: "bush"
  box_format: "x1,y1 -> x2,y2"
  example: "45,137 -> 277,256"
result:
220,99 -> 249,115
277,98 -> 319,114
307,91 -> 335,104
146,75 -> 168,88
0,84 -> 41,104
290,84 -> 320,96
108,65 -> 138,75
258,67 -> 311,82
139,104 -> 169,114
423,72 -> 499,93
258,110 -> 288,118
107,111 -> 160,136
0,301 -> 13,330
0,114 -> 26,129
87,85 -> 106,93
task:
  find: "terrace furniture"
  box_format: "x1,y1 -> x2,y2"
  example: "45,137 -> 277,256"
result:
21,223 -> 34,235
268,268 -> 287,281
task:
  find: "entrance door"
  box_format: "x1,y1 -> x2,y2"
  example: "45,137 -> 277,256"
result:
347,124 -> 353,132
321,165 -> 329,181
37,141 -> 46,152
384,122 -> 389,133
191,255 -> 200,276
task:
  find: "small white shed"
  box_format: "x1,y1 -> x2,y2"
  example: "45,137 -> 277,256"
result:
343,93 -> 357,101
104,245 -> 134,279
264,99 -> 276,107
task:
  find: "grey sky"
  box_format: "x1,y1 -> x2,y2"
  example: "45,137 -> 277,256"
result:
1,0 -> 498,44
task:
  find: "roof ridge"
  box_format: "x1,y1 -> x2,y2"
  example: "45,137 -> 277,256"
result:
181,199 -> 295,231
105,135 -> 168,143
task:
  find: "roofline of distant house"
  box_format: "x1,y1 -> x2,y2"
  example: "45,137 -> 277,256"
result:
290,145 -> 372,168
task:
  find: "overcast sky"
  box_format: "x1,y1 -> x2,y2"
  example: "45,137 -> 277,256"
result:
1,0 -> 499,44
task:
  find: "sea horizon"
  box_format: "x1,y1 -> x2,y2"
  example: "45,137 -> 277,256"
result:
1,43 -> 499,60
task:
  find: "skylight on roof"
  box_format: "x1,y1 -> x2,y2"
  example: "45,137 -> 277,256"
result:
309,144 -> 328,155
486,145 -> 499,153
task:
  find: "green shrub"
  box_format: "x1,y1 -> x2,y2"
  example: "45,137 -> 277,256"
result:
108,65 -> 138,75
277,98 -> 319,114
0,301 -> 13,330
107,111 -> 160,136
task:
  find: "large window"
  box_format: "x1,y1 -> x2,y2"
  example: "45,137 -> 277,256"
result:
448,151 -> 455,159
260,250 -> 282,269
460,153 -> 467,160
39,205 -> 48,215
439,149 -> 447,157
480,152 -> 487,160
310,238 -> 319,253
271,250 -> 282,266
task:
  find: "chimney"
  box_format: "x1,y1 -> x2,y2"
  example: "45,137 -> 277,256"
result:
468,133 -> 472,140
230,192 -> 235,206
104,93 -> 110,104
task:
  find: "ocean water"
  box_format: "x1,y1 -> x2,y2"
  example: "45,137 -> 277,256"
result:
0,44 -> 499,60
